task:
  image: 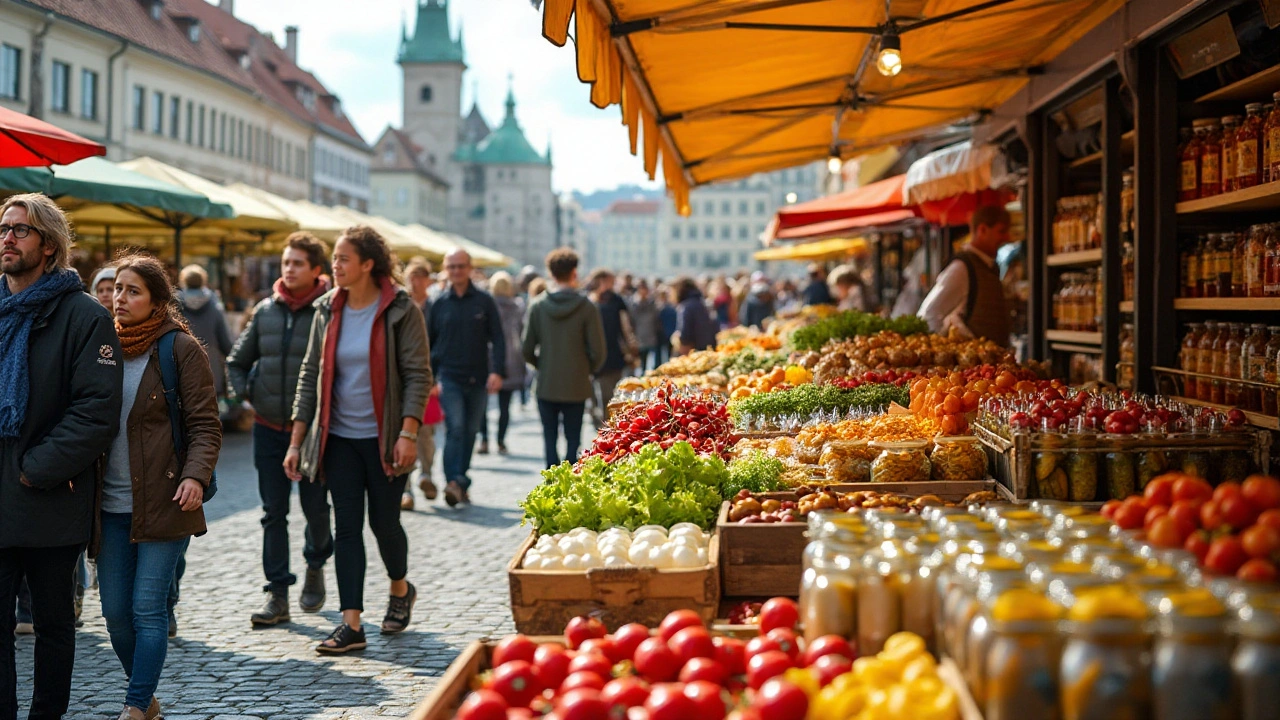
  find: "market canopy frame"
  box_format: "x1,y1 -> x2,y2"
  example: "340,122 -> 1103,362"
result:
538,0 -> 1125,213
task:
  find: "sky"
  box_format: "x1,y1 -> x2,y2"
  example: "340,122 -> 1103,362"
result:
228,0 -> 659,194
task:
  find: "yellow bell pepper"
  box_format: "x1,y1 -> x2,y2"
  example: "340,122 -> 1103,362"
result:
783,667 -> 820,698
810,682 -> 868,720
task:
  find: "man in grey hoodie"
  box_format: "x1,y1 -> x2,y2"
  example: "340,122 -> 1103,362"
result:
522,248 -> 606,468
177,265 -> 233,398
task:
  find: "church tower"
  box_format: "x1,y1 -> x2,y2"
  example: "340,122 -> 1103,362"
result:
398,0 -> 464,177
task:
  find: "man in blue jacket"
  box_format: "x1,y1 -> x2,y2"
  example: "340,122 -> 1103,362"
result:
428,249 -> 504,507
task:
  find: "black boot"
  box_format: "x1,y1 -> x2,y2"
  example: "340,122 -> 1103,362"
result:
250,589 -> 291,627
299,567 -> 326,613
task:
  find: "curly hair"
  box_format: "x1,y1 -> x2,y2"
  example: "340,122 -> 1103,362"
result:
338,225 -> 400,284
112,251 -> 190,329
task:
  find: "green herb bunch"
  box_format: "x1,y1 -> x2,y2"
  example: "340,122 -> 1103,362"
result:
724,452 -> 789,497
728,382 -> 909,422
789,311 -> 929,351
720,349 -> 790,377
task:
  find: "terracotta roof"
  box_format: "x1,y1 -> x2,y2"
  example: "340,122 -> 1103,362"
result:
371,126 -> 449,187
605,200 -> 659,215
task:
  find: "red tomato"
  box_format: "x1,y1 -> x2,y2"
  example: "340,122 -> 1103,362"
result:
493,635 -> 538,667
600,677 -> 650,712
610,624 -> 651,662
1238,558 -> 1279,583
1173,477 -> 1214,504
752,679 -> 809,720
457,689 -> 508,720
657,610 -> 704,643
758,598 -> 800,634
561,671 -> 608,693
811,654 -> 854,687
1200,501 -> 1228,532
580,638 -> 623,665
488,661 -> 542,708
1167,501 -> 1202,539
506,709 -> 535,720
746,650 -> 794,690
555,688 -> 610,720
644,683 -> 697,720
765,628 -> 800,662
745,635 -> 783,661
1113,498 -> 1148,531
668,627 -> 715,666
1241,524 -> 1280,560
565,617 -> 608,651
633,637 -> 681,682
1243,475 -> 1280,511
801,635 -> 856,667
1184,531 -> 1211,564
726,711 -> 764,720
1258,509 -> 1280,532
1146,516 -> 1183,549
1205,536 -> 1249,576
1222,494 -> 1260,530
1213,481 -> 1244,505
712,636 -> 747,676
1144,504 -> 1170,530
1100,499 -> 1122,519
569,653 -> 614,680
1144,477 -> 1175,507
533,644 -> 573,690
682,681 -> 729,720
678,657 -> 728,685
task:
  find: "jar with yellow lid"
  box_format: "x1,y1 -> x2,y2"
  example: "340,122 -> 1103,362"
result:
799,532 -> 862,643
1031,499 -> 1090,518
870,439 -> 931,483
949,558 -> 1026,673
806,509 -> 867,542
964,570 -> 1033,705
985,588 -> 1064,720
995,512 -> 1051,542
936,545 -> 992,666
1060,536 -> 1128,565
1154,592 -> 1237,720
921,504 -> 972,529
1059,586 -> 1152,720
1124,562 -> 1186,593
1049,513 -> 1114,542
857,540 -> 906,655
1232,599 -> 1280,720
1002,538 -> 1064,566
930,435 -> 988,482
1028,561 -> 1109,608
876,515 -> 928,540
902,532 -> 943,655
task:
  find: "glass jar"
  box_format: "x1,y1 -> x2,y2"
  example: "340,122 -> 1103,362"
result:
1268,93 -> 1280,184
1238,103 -> 1264,189
1181,323 -> 1203,399
1247,224 -> 1269,297
1183,238 -> 1200,298
1244,323 -> 1269,412
1232,231 -> 1247,297
1181,121 -> 1206,201
1265,326 -> 1280,417
857,541 -> 905,656
1199,120 -> 1223,198
1201,234 -> 1219,298
1060,617 -> 1153,720
1121,241 -> 1135,302
819,439 -> 873,483
799,530 -> 863,643
902,534 -> 942,655
1267,223 -> 1280,297
1222,115 -> 1241,193
1118,323 -> 1135,390
986,616 -> 1063,720
964,571 -> 1031,703
1233,602 -> 1280,720
869,440 -> 930,484
1154,605 -> 1237,720
930,435 -> 987,483
1196,321 -> 1219,402
1267,100 -> 1278,184
1210,322 -> 1230,404
1224,322 -> 1245,407
1215,233 -> 1234,298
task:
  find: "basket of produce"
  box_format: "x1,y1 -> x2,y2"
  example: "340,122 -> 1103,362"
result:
729,382 -> 909,431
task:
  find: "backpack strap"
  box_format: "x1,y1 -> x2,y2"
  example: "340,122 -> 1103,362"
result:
157,330 -> 186,459
955,251 -> 979,322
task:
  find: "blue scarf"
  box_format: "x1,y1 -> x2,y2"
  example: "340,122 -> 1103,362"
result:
0,268 -> 87,438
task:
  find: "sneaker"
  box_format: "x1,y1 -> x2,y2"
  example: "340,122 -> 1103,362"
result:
419,477 -> 438,500
14,622 -> 33,636
477,441 -> 490,455
444,481 -> 462,508
250,589 -> 290,627
381,582 -> 417,634
168,610 -> 177,639
299,567 -> 326,613
315,623 -> 367,655
400,492 -> 415,511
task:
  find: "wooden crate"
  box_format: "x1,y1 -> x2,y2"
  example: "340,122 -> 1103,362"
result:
718,481 -> 1007,599
508,532 -> 720,635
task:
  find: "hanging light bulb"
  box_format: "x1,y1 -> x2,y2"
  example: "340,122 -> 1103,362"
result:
876,31 -> 902,77
785,192 -> 798,204
827,153 -> 842,174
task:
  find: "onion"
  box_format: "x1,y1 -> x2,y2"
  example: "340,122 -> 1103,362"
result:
523,551 -> 543,568
558,537 -> 588,556
537,557 -> 561,570
647,545 -> 674,569
671,545 -> 701,568
603,554 -> 628,567
628,541 -> 653,565
669,522 -> 702,534
561,554 -> 584,570
668,535 -> 701,550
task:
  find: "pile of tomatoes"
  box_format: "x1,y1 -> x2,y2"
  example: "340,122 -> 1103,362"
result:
828,369 -> 917,391
581,388 -> 735,464
454,599 -> 849,720
1104,473 -> 1280,582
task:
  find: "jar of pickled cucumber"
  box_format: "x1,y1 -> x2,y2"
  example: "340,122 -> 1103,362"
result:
1154,591 -> 1237,720
1060,586 -> 1152,720
1233,599 -> 1280,720
984,589 -> 1064,720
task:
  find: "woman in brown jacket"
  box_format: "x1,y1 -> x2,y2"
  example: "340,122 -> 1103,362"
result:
99,252 -> 221,720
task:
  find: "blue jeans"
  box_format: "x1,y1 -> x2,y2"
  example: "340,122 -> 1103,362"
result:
538,399 -> 585,468
97,513 -> 187,710
439,379 -> 488,490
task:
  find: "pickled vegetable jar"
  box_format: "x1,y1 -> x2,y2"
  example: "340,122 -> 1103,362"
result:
870,440 -> 931,483
1153,593 -> 1237,720
1060,586 -> 1152,720
819,439 -> 873,483
1232,600 -> 1280,720
858,541 -> 905,655
985,589 -> 1064,720
799,531 -> 863,644
930,435 -> 988,483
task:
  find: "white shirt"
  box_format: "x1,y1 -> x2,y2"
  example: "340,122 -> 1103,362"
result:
916,245 -> 997,339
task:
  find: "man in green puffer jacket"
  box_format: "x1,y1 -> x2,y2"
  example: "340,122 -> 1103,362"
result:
522,247 -> 606,469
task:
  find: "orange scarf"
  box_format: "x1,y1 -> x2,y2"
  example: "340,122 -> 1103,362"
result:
116,311 -> 167,358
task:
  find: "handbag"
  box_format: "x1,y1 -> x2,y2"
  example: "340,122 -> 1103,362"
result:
158,330 -> 218,502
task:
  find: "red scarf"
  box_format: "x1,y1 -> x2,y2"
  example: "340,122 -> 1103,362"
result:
274,277 -> 331,312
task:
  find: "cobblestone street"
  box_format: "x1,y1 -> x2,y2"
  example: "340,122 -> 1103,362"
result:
16,404 -> 556,719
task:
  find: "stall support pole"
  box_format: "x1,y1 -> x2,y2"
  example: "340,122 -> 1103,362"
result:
103,226 -> 111,259
1101,75 -> 1124,383
174,225 -> 183,269
1026,111 -> 1048,361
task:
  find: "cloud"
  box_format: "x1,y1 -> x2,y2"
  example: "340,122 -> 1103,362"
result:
228,0 -> 657,193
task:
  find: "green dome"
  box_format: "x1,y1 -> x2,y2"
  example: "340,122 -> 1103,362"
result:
455,87 -> 549,166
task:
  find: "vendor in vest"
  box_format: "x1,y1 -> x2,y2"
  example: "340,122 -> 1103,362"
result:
917,205 -> 1013,347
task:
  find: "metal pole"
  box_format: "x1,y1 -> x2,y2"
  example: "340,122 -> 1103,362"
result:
103,225 -> 111,259
174,224 -> 182,268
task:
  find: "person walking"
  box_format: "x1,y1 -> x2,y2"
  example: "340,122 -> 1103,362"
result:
176,265 -> 233,398
656,286 -> 677,367
0,193 -> 122,720
427,249 -> 504,507
226,233 -> 335,627
671,276 -> 718,354
99,252 -> 222,720
286,226 -> 431,654
93,266 -> 116,309
740,272 -> 776,330
522,248 -> 605,467
400,258 -> 442,510
629,281 -> 660,373
802,264 -> 836,306
488,272 -> 526,455
587,269 -> 633,426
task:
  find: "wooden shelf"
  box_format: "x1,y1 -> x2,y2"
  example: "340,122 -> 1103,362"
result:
1120,129 -> 1135,154
1175,180 -> 1280,214
1045,330 -> 1103,344
1196,65 -> 1280,104
1174,297 -> 1280,311
1046,248 -> 1103,266
1119,300 -> 1134,313
1170,396 -> 1280,431
1068,151 -> 1102,169
1051,342 -> 1103,354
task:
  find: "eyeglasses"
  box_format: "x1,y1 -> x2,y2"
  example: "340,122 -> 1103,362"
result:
444,264 -> 469,270
0,224 -> 40,239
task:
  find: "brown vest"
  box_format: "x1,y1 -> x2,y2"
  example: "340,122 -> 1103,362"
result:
956,250 -> 1011,347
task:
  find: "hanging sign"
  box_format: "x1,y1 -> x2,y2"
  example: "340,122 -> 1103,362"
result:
1166,13 -> 1242,80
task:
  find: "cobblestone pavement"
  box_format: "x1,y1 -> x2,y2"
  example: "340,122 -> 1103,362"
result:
16,402 -> 560,719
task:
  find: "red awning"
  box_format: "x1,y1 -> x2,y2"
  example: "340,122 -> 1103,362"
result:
773,209 -> 919,241
0,106 -> 105,168
766,174 -> 918,243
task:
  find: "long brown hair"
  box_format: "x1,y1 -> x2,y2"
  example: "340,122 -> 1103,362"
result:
112,251 -> 189,330
339,225 -> 400,285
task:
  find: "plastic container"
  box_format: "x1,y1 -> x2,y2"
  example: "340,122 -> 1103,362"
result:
870,440 -> 931,484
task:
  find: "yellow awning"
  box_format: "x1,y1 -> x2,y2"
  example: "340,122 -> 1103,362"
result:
322,205 -> 454,260
754,236 -> 868,262
405,224 -> 515,268
118,157 -> 297,235
228,183 -> 349,241
539,0 -> 1125,213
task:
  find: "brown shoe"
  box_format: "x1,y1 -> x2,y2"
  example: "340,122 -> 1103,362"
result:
444,481 -> 462,508
419,478 -> 438,500
145,696 -> 161,720
400,492 -> 414,511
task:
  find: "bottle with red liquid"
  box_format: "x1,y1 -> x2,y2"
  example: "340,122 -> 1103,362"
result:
1222,115 -> 1240,193
1180,123 -> 1204,202
1267,223 -> 1280,297
1237,104 -> 1264,190
1267,93 -> 1280,185
1246,224 -> 1268,298
1199,120 -> 1223,198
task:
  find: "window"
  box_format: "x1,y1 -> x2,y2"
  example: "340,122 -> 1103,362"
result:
80,69 -> 98,119
671,253 -> 681,267
420,85 -> 432,103
382,147 -> 395,164
149,90 -> 162,133
184,101 -> 193,143
739,252 -> 749,267
0,45 -> 21,99
296,148 -> 306,179
671,226 -> 681,239
738,226 -> 749,239
703,225 -> 713,239
704,200 -> 714,215
149,0 -> 162,20
187,21 -> 201,43
374,189 -> 385,206
50,61 -> 69,113
739,201 -> 748,215
219,113 -> 226,153
688,252 -> 697,267
396,188 -> 408,206
168,96 -> 180,139
197,104 -> 205,146
720,225 -> 731,239
721,201 -> 731,215
756,200 -> 766,215
131,85 -> 145,129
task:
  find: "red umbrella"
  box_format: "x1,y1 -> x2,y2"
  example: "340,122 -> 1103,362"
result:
0,106 -> 105,168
